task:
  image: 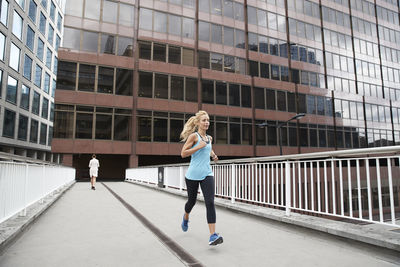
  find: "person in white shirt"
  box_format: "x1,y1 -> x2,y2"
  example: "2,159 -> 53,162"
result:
89,154 -> 100,190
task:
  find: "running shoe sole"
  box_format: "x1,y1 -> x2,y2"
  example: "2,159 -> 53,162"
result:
209,236 -> 223,246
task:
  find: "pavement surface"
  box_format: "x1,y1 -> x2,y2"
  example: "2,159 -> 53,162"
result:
0,182 -> 399,267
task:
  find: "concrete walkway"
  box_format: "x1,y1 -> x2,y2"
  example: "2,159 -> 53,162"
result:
0,182 -> 399,267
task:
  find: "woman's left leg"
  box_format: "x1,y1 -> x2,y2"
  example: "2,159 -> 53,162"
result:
199,176 -> 216,234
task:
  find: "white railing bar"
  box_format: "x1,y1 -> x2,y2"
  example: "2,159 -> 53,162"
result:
276,163 -> 279,205
292,162 -> 296,208
298,161 -> 302,209
331,159 -> 336,215
365,159 -> 373,222
356,159 -> 362,219
280,162 -> 284,206
304,162 -> 308,210
387,158 -> 395,224
347,160 -> 353,218
267,164 -> 270,204
339,160 -> 344,216
311,162 -> 314,211
324,161 -> 328,213
376,159 -> 383,223
317,162 -> 321,212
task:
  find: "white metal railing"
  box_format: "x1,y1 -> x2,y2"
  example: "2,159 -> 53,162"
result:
0,162 -> 75,224
125,146 -> 400,226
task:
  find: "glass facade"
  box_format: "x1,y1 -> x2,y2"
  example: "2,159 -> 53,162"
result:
0,0 -> 64,162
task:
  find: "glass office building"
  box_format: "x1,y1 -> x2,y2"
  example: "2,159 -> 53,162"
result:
0,0 -> 64,162
54,0 -> 400,179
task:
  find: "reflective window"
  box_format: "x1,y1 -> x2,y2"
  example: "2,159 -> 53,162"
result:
119,3 -> 134,26
63,27 -> 81,50
168,46 -> 181,64
44,72 -> 50,93
211,24 -> 222,43
78,64 -> 95,92
32,91 -> 40,115
3,109 -> 16,138
6,76 -> 17,104
20,84 -> 30,110
55,34 -> 60,51
153,43 -> 166,61
39,12 -> 46,34
139,8 -> 152,30
46,48 -> 52,69
138,71 -> 152,97
30,119 -> 38,143
12,11 -> 23,40
50,1 -> 55,21
98,66 -> 113,94
18,115 -> 28,141
9,43 -> 20,71
41,97 -> 48,119
84,0 -> 100,20
0,31 -> 5,60
102,0 -> 117,23
26,26 -> 34,51
57,12 -> 62,31
28,0 -> 36,22
182,48 -> 194,66
23,54 -> 32,80
48,25 -> 54,45
116,68 -> 133,95
169,14 -> 181,36
185,77 -> 197,102
57,61 -> 76,90
199,21 -> 209,41
0,0 -> 8,26
95,113 -> 112,139
224,27 -> 234,46
40,123 -> 47,145
82,31 -> 98,52
35,64 -> 42,87
76,112 -> 93,139
118,36 -> 133,57
182,18 -> 194,38
154,73 -> 168,99
171,75 -> 184,100
154,11 -> 167,33
37,38 -> 44,61
100,34 -> 115,54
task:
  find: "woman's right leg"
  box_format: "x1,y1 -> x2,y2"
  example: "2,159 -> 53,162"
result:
184,178 -> 199,218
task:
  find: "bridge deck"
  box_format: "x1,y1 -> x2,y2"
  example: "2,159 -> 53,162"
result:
0,182 -> 399,267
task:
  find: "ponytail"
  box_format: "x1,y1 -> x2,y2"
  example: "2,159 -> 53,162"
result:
180,110 -> 208,141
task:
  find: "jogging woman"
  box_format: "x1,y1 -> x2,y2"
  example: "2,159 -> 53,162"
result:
180,110 -> 223,246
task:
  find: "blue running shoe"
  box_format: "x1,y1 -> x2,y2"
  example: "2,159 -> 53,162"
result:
181,215 -> 188,232
209,233 -> 223,246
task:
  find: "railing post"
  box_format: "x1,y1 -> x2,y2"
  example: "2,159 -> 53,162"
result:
40,165 -> 45,204
231,164 -> 236,203
285,161 -> 291,216
21,164 -> 28,217
179,166 -> 183,192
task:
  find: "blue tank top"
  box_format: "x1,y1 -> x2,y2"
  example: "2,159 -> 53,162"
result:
185,132 -> 214,180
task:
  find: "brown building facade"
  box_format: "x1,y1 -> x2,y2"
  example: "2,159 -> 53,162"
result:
53,0 -> 400,179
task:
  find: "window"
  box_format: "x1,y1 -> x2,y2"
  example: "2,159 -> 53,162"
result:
57,61 -> 76,90
168,46 -> 181,64
102,0 -> 117,23
39,12 -> 46,34
98,66 -> 113,94
23,55 -> 32,80
76,111 -> 93,139
12,11 -> 23,40
78,64 -> 95,91
0,31 -> 4,60
63,27 -> 81,49
211,24 -> 222,44
168,14 -> 181,36
202,80 -> 214,104
37,38 -> 44,61
57,12 -> 62,31
35,64 -> 42,87
216,82 -> 227,105
185,77 -> 197,102
44,72 -> 50,93
95,112 -> 112,139
29,0 -> 37,22
55,34 -> 61,51
171,75 -> 183,100
254,87 -> 265,109
20,84 -> 30,110
154,11 -> 167,33
30,119 -> 38,143
41,97 -> 48,119
6,76 -> 17,104
154,73 -> 168,99
18,115 -> 28,141
198,51 -> 210,69
139,41 -> 151,59
48,25 -> 54,45
138,71 -> 152,97
26,26 -> 35,51
82,31 -> 98,52
3,109 -> 16,138
182,48 -> 194,66
182,17 -> 194,38
84,0 -> 100,20
118,36 -> 133,56
116,68 -> 133,95
50,1 -> 55,21
32,91 -> 40,115
229,84 -> 240,106
241,85 -> 251,107
0,0 -> 8,26
100,34 -> 115,54
139,8 -> 152,30
10,43 -> 20,71
39,123 -> 47,145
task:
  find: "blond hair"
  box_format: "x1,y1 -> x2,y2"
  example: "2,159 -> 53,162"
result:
180,110 -> 209,141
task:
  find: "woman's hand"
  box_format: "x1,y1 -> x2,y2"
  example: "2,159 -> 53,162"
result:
212,154 -> 218,162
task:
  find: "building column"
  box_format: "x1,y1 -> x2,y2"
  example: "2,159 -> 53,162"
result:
129,155 -> 138,168
62,153 -> 73,167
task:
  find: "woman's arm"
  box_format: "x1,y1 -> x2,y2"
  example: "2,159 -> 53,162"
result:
181,133 -> 206,158
209,136 -> 218,162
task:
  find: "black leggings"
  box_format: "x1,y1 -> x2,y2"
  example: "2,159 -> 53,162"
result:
184,176 -> 216,224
